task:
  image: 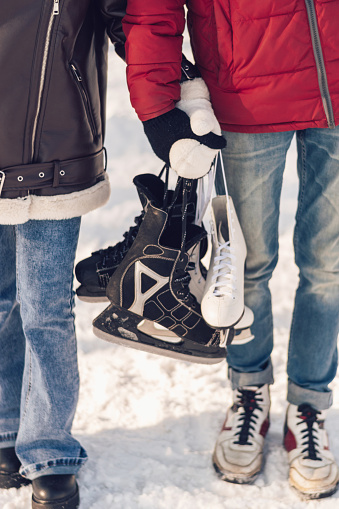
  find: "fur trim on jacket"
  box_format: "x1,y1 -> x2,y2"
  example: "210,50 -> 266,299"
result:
0,175 -> 110,225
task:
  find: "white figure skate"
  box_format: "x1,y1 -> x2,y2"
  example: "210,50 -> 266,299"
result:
201,195 -> 246,328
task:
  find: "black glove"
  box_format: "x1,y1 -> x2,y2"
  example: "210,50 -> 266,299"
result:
143,107 -> 226,178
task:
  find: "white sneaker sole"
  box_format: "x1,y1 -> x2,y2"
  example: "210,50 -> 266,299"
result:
212,450 -> 262,485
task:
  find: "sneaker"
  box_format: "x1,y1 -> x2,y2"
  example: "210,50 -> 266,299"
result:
201,195 -> 246,328
284,403 -> 339,499
212,384 -> 270,483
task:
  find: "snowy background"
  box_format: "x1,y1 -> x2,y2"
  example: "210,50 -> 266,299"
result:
2,44 -> 339,509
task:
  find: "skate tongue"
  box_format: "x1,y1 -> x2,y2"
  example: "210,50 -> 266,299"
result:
218,221 -> 229,244
186,224 -> 207,251
133,174 -> 165,209
160,223 -> 206,251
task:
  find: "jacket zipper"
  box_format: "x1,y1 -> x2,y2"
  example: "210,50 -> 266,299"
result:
70,63 -> 98,140
31,0 -> 60,160
304,0 -> 335,129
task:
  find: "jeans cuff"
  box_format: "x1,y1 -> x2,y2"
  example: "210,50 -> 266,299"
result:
228,360 -> 274,390
287,380 -> 333,410
19,448 -> 88,480
0,431 -> 18,449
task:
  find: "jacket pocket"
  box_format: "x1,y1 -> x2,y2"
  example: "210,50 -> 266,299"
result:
69,62 -> 98,140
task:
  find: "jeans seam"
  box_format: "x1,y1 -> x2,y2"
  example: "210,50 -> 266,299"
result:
21,349 -> 33,421
289,131 -> 307,357
294,130 -> 307,253
0,432 -> 18,444
20,450 -> 88,478
14,225 -> 21,304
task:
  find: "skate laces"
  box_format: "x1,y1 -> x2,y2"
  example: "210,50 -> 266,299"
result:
187,245 -> 204,285
96,212 -> 144,269
169,178 -> 198,308
209,152 -> 237,297
233,388 -> 264,446
173,268 -> 193,302
297,404 -> 322,461
211,223 -> 237,297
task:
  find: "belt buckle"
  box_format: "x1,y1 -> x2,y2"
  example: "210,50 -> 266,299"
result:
0,171 -> 5,196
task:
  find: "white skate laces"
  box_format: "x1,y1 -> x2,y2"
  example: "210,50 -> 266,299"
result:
210,223 -> 237,299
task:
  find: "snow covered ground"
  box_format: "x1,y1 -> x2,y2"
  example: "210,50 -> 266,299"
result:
2,46 -> 339,509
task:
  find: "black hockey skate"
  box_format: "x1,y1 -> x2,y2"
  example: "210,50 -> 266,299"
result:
75,172 -> 202,302
92,180 -> 226,364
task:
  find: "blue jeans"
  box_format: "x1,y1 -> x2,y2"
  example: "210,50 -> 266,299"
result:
217,127 -> 339,411
0,218 -> 87,479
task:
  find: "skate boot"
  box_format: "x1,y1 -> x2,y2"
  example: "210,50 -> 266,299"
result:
213,384 -> 270,483
92,196 -> 225,364
201,195 -> 246,328
75,173 -> 199,302
284,403 -> 339,499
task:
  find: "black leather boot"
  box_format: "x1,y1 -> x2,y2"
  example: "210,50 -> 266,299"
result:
0,446 -> 31,489
32,474 -> 79,509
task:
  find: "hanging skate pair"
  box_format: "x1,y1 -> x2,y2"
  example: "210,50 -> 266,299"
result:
92,175 -> 225,364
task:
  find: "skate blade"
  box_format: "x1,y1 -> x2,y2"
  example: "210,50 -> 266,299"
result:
93,304 -> 226,365
77,295 -> 109,303
137,319 -> 182,343
76,285 -> 109,303
231,327 -> 255,345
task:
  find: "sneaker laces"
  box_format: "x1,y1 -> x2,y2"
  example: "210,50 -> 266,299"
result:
233,388 -> 264,446
297,404 -> 322,461
95,212 -> 144,270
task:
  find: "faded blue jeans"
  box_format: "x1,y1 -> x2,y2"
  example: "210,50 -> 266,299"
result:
217,127 -> 339,411
0,218 -> 87,479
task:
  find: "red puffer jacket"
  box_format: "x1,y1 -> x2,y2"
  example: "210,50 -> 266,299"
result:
123,0 -> 339,133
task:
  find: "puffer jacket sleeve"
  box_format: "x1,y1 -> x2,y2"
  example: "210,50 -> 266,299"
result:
98,0 -> 127,59
123,0 -> 186,121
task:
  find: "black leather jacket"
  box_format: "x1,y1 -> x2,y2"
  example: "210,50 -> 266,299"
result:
0,0 -> 126,200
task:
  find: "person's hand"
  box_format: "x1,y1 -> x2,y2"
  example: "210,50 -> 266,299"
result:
143,78 -> 226,179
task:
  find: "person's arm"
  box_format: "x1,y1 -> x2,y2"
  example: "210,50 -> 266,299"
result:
98,0 -> 127,59
103,0 -> 226,178
123,0 -> 186,121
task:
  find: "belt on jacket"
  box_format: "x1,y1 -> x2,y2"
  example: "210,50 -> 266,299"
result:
0,149 -> 106,197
